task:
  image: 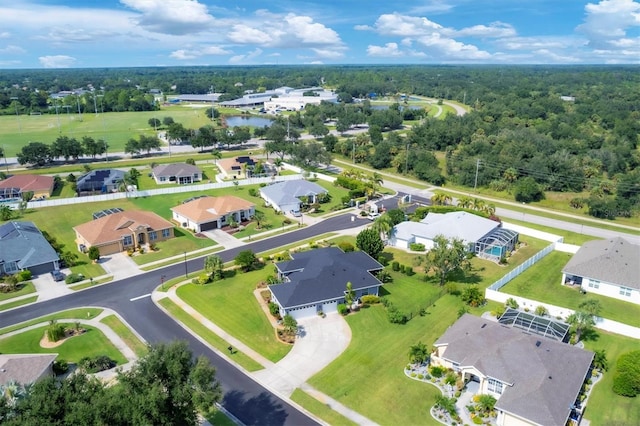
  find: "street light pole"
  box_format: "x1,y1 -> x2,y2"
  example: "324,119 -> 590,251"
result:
183,252 -> 188,278
9,97 -> 21,133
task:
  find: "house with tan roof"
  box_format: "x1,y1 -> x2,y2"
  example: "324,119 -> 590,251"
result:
73,210 -> 174,256
0,174 -> 55,200
151,163 -> 202,185
432,314 -> 594,426
562,237 -> 640,305
171,195 -> 255,233
217,156 -> 273,179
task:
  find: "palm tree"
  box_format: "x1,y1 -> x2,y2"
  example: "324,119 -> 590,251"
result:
431,192 -> 452,206
471,198 -> 486,212
211,149 -> 221,165
408,341 -> 429,364
444,372 -> 458,395
476,394 -> 497,414
457,196 -> 473,209
0,205 -> 12,221
371,214 -> 393,240
503,167 -> 518,184
252,210 -> 266,229
484,203 -> 496,216
434,394 -> 457,417
567,310 -> 595,342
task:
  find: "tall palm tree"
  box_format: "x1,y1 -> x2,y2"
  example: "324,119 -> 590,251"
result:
431,192 -> 452,206
371,214 -> 393,240
457,196 -> 473,209
471,198 -> 486,212
211,149 -> 222,165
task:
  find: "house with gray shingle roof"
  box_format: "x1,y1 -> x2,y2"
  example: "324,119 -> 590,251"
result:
269,247 -> 383,320
0,354 -> 57,386
259,179 -> 327,215
152,163 -> 202,185
0,221 -> 60,276
562,237 -> 640,305
432,314 -> 594,426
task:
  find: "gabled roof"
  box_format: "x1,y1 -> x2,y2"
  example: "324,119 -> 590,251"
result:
152,163 -> 201,178
171,196 -> 254,224
0,354 -> 57,386
435,315 -> 593,426
0,221 -> 59,269
394,211 -> 499,243
562,237 -> 640,289
260,180 -> 327,207
270,247 -> 383,308
0,174 -> 54,193
73,210 -> 173,246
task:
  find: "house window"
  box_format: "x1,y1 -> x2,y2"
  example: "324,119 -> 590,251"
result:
620,287 -> 632,297
159,177 -> 166,182
149,231 -> 157,241
162,229 -> 171,238
487,378 -> 504,395
123,235 -> 133,246
3,261 -> 18,274
588,280 -> 600,289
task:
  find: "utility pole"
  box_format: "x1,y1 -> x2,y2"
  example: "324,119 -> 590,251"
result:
474,159 -> 481,191
9,97 -> 21,133
405,143 -> 410,174
76,94 -> 83,122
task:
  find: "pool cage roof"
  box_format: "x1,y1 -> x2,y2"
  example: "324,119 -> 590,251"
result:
475,227 -> 519,261
0,187 -> 21,200
499,307 -> 570,342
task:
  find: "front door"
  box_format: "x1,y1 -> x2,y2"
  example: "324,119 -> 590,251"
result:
137,233 -> 146,245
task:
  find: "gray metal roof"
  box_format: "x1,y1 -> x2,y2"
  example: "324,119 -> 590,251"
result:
260,180 -> 327,209
435,314 -> 593,426
152,163 -> 201,178
0,221 -> 59,269
394,211 -> 499,243
562,237 -> 640,289
270,247 -> 383,308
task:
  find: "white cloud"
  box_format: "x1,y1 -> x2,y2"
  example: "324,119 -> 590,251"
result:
311,48 -> 345,59
228,48 -> 263,64
0,32 -> 10,39
0,45 -> 26,54
228,25 -> 273,44
371,13 -> 443,37
120,0 -> 215,35
577,0 -> 640,46
284,14 -> 342,45
39,55 -> 76,68
170,45 -> 232,60
451,22 -> 516,38
367,43 -> 404,57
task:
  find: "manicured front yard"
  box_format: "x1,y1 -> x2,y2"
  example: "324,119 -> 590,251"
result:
500,251 -> 640,327
0,325 -> 127,365
0,281 -> 36,301
0,308 -> 104,335
99,314 -> 148,358
176,267 -> 292,362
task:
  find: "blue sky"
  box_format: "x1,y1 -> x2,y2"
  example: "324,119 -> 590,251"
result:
0,0 -> 639,68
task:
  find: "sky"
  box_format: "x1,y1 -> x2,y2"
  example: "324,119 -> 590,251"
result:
0,0 -> 639,68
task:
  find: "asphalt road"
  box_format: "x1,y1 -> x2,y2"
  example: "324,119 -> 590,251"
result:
0,213 -> 365,426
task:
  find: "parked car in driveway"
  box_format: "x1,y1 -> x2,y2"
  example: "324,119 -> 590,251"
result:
367,212 -> 380,220
50,269 -> 65,282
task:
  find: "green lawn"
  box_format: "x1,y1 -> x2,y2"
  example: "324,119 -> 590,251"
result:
0,325 -> 127,365
500,251 -> 640,327
176,268 -> 292,363
158,298 -> 264,372
0,296 -> 38,312
583,331 -> 640,425
0,308 -> 103,335
290,388 -> 358,426
99,314 -> 148,358
0,281 -> 35,301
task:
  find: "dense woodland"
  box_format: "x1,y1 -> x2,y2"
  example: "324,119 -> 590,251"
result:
1,65 -> 638,218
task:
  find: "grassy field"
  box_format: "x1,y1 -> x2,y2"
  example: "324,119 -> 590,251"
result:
0,308 -> 103,335
176,267 -> 292,363
0,106 -> 215,156
583,331 -> 640,425
0,281 -> 35,301
290,389 -> 359,426
0,325 -> 127,365
157,298 -> 264,372
99,314 -> 148,358
500,251 -> 640,327
0,296 -> 38,312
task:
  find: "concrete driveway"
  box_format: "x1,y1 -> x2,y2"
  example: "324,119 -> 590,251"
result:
99,253 -> 142,280
252,313 -> 351,397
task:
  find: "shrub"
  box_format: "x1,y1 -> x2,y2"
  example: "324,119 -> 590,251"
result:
361,295 -> 380,305
65,273 -> 85,284
399,264 -> 406,273
391,261 -> 400,272
248,188 -> 259,197
612,350 -> 640,397
505,298 -> 519,309
404,266 -> 415,276
387,306 -> 408,324
377,270 -> 392,283
46,320 -> 66,342
337,303 -> 349,315
377,255 -> 388,266
410,372 -> 417,378
461,286 -> 486,307
417,374 -> 424,380
88,246 -> 101,262
78,355 -> 115,373
197,273 -> 210,285
534,305 -> 548,317
409,242 -> 426,251
338,241 -> 355,252
495,305 -> 506,319
15,270 -> 32,282
268,302 -> 280,317
52,359 -> 69,375
429,365 -> 445,378
444,282 -> 461,296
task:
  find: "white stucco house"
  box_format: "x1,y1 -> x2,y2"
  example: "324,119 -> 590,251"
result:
562,237 -> 640,305
259,180 -> 327,215
171,195 -> 255,233
389,211 -> 518,261
432,314 -> 594,426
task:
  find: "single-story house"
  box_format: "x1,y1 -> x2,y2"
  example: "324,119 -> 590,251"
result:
260,180 -> 327,215
0,353 -> 58,387
74,210 -> 174,256
151,163 -> 202,185
0,174 -> 55,200
269,247 -> 384,320
0,221 -> 60,275
217,156 -> 273,179
389,211 -> 518,261
562,237 -> 640,305
432,314 -> 594,426
171,195 -> 255,232
76,169 -> 125,194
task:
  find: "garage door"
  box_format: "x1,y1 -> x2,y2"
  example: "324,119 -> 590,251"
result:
288,306 -> 317,320
199,221 -> 218,231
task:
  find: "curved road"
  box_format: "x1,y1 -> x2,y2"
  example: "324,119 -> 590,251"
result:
0,214 -> 365,426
